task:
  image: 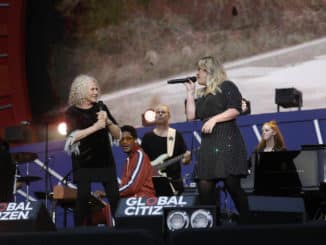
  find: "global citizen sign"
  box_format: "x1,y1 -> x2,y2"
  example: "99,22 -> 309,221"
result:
115,195 -> 196,217
0,202 -> 34,220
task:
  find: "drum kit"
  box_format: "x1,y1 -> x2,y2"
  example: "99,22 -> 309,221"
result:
11,151 -> 42,201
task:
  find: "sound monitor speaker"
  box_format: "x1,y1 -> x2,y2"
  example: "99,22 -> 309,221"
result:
248,195 -> 306,224
275,87 -> 302,109
0,201 -> 56,232
163,205 -> 216,234
115,195 -> 197,237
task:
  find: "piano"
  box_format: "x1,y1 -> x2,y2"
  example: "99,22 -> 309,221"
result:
52,185 -> 107,226
53,185 -> 106,207
241,145 -> 326,195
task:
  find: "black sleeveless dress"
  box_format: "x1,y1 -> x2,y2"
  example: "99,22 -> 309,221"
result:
194,80 -> 248,179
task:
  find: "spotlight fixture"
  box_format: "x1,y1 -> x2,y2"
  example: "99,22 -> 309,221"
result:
190,209 -> 214,228
141,108 -> 156,126
166,210 -> 190,231
163,206 -> 216,233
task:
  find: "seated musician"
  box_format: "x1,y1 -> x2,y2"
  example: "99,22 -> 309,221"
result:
246,120 -> 287,174
95,125 -> 155,199
255,120 -> 286,152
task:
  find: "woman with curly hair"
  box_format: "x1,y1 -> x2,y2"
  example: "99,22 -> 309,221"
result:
65,74 -> 120,226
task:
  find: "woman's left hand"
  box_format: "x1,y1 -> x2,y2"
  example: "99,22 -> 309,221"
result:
201,118 -> 216,134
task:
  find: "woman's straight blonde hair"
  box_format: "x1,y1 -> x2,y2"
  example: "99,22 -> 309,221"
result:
197,56 -> 227,97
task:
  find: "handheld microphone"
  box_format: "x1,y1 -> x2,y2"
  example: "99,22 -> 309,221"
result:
98,100 -> 104,111
20,120 -> 31,126
167,76 -> 196,84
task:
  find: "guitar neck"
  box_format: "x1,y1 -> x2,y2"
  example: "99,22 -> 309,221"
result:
159,154 -> 184,169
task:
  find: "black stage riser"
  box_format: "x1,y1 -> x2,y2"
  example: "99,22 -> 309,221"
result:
0,201 -> 56,232
247,195 -> 306,224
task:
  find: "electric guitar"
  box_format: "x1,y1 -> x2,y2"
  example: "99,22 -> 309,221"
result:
151,151 -> 192,177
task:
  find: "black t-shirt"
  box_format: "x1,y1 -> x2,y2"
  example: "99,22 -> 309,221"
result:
65,103 -> 117,170
141,130 -> 187,180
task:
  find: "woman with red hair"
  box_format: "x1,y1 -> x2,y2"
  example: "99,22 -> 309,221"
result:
256,120 -> 286,152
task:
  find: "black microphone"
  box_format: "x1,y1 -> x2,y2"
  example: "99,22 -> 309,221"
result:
98,100 -> 104,111
20,120 -> 31,126
167,76 -> 196,84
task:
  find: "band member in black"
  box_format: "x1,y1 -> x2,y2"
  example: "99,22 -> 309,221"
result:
141,104 -> 191,195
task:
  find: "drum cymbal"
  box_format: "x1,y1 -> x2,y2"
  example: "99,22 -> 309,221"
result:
16,176 -> 42,183
11,152 -> 38,164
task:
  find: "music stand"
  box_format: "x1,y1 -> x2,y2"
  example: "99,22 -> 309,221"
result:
301,144 -> 326,150
254,151 -> 302,196
152,176 -> 174,196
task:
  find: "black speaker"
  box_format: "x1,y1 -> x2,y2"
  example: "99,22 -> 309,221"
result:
5,126 -> 31,142
115,195 -> 197,237
275,88 -> 302,109
293,148 -> 326,190
0,201 -> 56,232
248,195 -> 306,224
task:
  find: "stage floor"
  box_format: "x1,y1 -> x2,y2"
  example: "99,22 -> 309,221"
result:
1,222 -> 326,245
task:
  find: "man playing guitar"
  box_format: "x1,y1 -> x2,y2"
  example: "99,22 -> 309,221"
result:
141,104 -> 191,195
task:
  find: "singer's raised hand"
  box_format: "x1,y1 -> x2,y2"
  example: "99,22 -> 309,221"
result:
93,118 -> 107,130
97,110 -> 107,121
184,80 -> 195,95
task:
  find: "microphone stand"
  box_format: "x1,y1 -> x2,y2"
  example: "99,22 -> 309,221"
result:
44,121 -> 50,208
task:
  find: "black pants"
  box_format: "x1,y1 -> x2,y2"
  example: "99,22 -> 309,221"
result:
197,175 -> 249,224
74,168 -> 120,226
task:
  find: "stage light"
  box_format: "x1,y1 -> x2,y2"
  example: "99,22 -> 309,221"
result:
141,108 -> 156,126
163,206 -> 216,233
166,210 -> 190,231
190,209 -> 214,228
57,122 -> 67,136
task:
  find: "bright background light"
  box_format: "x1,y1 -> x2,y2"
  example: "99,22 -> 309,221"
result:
142,109 -> 156,126
144,109 -> 156,122
57,122 -> 67,136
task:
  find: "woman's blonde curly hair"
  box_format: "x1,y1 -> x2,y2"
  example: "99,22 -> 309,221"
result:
68,74 -> 101,106
196,56 -> 227,97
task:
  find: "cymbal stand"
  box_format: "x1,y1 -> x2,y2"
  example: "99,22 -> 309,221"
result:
13,166 -> 19,202
44,122 -> 50,208
25,161 -> 30,201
